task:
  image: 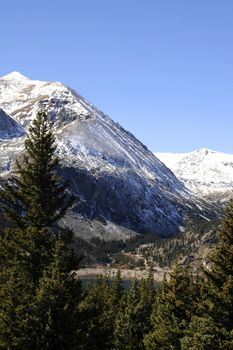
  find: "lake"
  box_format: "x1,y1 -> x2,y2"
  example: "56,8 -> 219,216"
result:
81,276 -> 160,290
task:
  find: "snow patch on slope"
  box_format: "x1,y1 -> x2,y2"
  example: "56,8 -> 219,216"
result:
155,148 -> 233,199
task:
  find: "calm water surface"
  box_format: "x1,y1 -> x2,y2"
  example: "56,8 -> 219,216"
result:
81,277 -> 160,290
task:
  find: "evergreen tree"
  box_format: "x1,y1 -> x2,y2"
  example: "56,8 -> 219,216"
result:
78,272 -> 124,350
0,111 -> 74,230
144,264 -> 197,350
113,274 -> 154,350
114,280 -> 141,350
78,275 -> 112,350
0,261 -> 35,349
110,270 -> 124,308
137,271 -> 155,339
0,230 -> 81,350
0,112 -> 80,349
0,227 -> 53,283
181,201 -> 233,349
33,236 -> 81,349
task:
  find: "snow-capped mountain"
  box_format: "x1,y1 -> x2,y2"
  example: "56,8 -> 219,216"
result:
156,148 -> 233,201
0,72 -> 218,239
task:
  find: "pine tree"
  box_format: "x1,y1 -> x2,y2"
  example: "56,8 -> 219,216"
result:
78,272 -> 124,350
0,230 -> 81,350
144,264 -> 197,350
0,111 -> 74,230
110,270 -> 124,308
181,201 -> 233,349
33,236 -> 81,349
113,274 -> 155,350
0,112 -> 80,349
0,261 -> 35,349
0,226 -> 54,283
137,271 -> 155,339
78,275 -> 112,350
113,280 -> 141,350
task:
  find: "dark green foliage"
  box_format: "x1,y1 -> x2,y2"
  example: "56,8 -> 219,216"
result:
110,270 -> 124,309
78,272 -> 124,350
137,271 -> 155,337
78,272 -> 155,350
0,111 -> 74,229
0,263 -> 35,349
32,236 -> 81,349
114,280 -> 141,350
0,227 -> 45,348
0,227 -> 53,283
78,275 -> 111,350
181,201 -> 233,349
144,264 -> 197,350
0,112 -> 80,349
181,316 -> 228,350
0,230 -> 81,350
114,273 -> 155,350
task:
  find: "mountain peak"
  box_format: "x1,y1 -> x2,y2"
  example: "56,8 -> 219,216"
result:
195,148 -> 215,155
0,71 -> 29,81
156,149 -> 233,198
0,73 -> 211,237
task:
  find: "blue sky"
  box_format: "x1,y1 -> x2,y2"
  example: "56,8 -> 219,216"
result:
1,0 -> 233,153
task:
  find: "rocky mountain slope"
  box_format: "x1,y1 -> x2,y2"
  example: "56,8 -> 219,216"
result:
0,72 -> 218,239
156,148 -> 233,202
0,108 -> 25,140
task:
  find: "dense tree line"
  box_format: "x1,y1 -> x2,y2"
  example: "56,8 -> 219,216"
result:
1,112 -> 233,349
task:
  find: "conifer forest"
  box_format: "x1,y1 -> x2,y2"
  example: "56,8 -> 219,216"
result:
1,113 -> 233,349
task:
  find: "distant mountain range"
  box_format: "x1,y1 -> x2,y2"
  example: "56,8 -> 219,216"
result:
155,148 -> 233,202
0,72 -> 220,240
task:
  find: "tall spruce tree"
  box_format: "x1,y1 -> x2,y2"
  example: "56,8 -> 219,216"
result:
181,201 -> 233,349
0,111 -> 74,229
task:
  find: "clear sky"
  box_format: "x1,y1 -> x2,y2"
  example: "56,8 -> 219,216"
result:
0,0 -> 233,153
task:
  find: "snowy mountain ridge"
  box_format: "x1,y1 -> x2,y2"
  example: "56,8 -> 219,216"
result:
155,148 -> 233,201
0,72 -> 219,238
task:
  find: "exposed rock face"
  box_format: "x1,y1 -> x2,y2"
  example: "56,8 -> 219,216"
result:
0,108 -> 25,140
0,72 -> 219,239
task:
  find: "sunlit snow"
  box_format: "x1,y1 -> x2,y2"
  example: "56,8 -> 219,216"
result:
156,148 -> 233,199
